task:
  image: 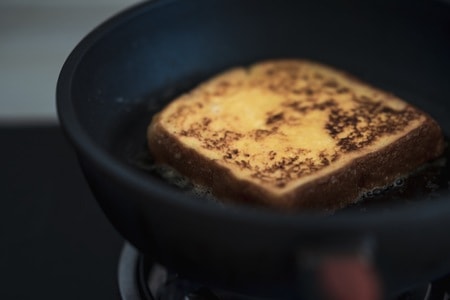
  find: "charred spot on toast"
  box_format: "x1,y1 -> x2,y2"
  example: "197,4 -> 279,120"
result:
326,98 -> 421,153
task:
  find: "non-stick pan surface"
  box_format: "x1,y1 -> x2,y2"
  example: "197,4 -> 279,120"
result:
57,0 -> 450,298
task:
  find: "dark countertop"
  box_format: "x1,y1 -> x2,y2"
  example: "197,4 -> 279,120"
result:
0,125 -> 124,299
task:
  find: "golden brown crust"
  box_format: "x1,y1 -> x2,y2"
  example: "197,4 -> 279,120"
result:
147,59 -> 445,211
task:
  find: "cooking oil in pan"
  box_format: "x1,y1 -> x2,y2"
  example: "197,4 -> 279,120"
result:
129,141 -> 450,213
344,152 -> 449,212
129,148 -> 218,203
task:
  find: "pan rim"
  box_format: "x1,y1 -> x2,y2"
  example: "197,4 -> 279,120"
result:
56,0 -> 450,230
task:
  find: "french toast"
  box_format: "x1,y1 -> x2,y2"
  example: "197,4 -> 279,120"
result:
147,59 -> 445,211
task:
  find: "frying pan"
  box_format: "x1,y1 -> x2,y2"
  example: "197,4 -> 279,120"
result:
57,0 -> 450,298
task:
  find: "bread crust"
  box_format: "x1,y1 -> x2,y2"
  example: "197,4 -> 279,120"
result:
147,59 -> 445,211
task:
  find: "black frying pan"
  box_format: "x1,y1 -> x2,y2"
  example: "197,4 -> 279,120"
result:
57,0 -> 450,298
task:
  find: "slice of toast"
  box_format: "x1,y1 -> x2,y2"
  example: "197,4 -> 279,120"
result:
147,59 -> 445,211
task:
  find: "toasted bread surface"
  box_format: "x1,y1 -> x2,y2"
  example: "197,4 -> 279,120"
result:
147,59 -> 445,210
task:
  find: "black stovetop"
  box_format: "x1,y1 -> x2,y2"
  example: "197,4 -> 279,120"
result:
0,125 -> 124,299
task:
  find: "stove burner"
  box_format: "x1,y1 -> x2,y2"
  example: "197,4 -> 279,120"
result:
118,243 -> 450,300
118,243 -> 264,300
118,243 -> 152,300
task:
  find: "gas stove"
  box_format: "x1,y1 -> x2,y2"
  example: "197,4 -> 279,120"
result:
117,243 -> 450,300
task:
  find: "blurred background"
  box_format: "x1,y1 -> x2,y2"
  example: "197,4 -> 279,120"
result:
0,1 -> 139,299
0,0 -> 140,123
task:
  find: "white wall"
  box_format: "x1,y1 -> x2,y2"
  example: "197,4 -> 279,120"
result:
0,0 -> 140,123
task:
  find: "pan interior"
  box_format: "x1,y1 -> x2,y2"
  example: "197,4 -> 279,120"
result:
113,80 -> 450,214
69,0 -> 450,214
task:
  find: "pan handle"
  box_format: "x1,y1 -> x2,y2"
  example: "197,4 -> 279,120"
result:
296,236 -> 382,300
